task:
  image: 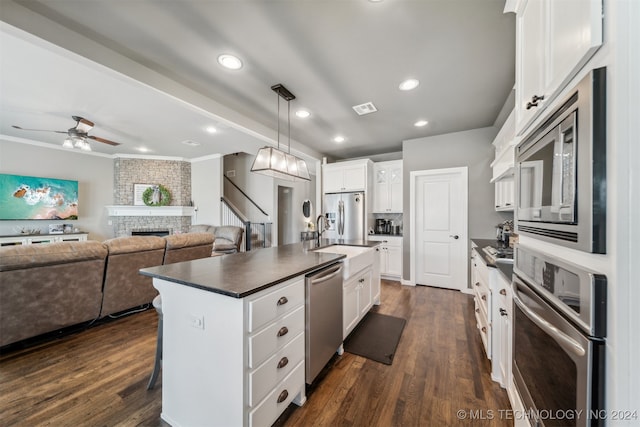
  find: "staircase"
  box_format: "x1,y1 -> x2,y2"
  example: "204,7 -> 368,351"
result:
221,176 -> 272,251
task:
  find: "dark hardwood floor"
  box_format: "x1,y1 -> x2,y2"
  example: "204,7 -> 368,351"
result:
0,280 -> 512,426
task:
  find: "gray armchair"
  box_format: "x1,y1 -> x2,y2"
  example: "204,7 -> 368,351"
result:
212,226 -> 244,254
189,224 -> 244,254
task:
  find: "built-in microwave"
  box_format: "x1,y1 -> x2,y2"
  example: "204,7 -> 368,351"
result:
516,67 -> 606,253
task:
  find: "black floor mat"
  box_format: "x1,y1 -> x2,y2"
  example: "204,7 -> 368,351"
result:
343,311 -> 406,365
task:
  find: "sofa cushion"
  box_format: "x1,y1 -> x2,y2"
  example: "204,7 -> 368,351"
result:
213,226 -> 242,243
189,224 -> 214,234
103,236 -> 166,255
164,232 -> 214,250
0,241 -> 108,272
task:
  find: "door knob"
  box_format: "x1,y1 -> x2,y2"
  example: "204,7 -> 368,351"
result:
449,235 -> 459,239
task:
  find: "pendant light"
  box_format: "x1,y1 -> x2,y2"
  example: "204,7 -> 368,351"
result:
251,84 -> 310,181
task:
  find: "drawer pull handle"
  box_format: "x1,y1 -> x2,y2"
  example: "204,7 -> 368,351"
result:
277,326 -> 289,337
500,308 -> 508,317
481,326 -> 487,333
499,289 -> 507,296
475,282 -> 480,287
277,389 -> 289,403
481,295 -> 487,301
475,308 -> 480,313
277,296 -> 288,306
277,357 -> 289,369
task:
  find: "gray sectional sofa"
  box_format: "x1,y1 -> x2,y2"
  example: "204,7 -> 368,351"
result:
0,232 -> 214,348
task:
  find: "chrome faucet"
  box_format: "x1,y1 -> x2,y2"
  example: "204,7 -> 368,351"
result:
316,214 -> 329,245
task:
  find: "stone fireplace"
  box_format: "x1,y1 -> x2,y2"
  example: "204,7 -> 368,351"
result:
110,158 -> 193,237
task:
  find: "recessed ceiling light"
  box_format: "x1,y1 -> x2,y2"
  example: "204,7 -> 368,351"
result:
138,146 -> 150,153
217,54 -> 243,70
414,120 -> 429,127
399,79 -> 420,91
296,110 -> 310,119
333,136 -> 345,143
205,126 -> 218,134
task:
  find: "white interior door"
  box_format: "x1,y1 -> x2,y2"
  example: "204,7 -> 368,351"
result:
411,168 -> 468,290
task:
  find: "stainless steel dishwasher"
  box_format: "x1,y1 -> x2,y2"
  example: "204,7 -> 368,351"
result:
305,261 -> 344,384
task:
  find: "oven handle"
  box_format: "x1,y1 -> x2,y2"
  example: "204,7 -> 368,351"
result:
512,279 -> 586,357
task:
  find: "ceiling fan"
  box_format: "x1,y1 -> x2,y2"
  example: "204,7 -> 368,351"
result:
12,115 -> 121,151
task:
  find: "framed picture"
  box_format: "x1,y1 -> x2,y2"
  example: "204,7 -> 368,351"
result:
48,224 -> 64,234
133,184 -> 153,206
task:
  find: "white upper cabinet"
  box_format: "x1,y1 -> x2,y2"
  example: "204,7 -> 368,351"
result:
515,0 -> 603,135
491,109 -> 516,211
323,160 -> 370,193
373,160 -> 403,213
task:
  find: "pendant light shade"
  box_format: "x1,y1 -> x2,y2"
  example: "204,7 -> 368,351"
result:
251,84 -> 310,181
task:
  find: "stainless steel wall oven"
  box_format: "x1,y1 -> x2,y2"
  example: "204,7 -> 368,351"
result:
515,67 -> 606,253
512,246 -> 606,427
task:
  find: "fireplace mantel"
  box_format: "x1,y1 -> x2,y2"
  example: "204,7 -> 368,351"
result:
105,205 -> 195,217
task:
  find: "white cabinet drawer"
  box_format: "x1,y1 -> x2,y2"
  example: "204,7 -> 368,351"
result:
248,278 -> 304,333
474,297 -> 491,359
249,360 -> 305,427
249,332 -> 304,406
248,305 -> 304,368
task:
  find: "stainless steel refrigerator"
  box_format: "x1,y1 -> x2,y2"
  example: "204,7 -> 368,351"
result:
323,192 -> 365,240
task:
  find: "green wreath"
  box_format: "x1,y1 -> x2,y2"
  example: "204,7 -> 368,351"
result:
142,185 -> 171,206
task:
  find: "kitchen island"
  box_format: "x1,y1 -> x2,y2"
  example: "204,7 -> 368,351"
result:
140,240 -> 378,427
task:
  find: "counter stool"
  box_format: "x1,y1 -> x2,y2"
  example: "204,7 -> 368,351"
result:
147,295 -> 162,390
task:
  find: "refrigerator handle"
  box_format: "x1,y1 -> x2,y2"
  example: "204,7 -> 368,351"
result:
338,200 -> 345,236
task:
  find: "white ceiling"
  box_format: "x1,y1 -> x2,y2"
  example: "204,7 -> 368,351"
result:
0,0 -> 515,161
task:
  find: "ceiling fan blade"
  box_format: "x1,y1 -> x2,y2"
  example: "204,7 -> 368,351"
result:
72,116 -> 94,132
12,125 -> 67,133
87,135 -> 121,146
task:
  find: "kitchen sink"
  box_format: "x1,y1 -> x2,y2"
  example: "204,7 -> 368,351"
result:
313,245 -> 374,279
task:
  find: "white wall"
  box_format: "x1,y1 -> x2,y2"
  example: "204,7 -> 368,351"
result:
0,139 -> 114,240
191,155 -> 222,226
401,127 -> 513,280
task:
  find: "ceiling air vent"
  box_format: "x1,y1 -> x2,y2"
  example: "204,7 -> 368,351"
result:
352,102 -> 378,116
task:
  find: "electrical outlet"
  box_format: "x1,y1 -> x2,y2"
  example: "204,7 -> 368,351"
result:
189,314 -> 204,330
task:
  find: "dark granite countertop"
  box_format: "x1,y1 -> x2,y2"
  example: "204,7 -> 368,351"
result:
495,262 -> 513,282
140,239 -> 377,299
471,238 -> 513,282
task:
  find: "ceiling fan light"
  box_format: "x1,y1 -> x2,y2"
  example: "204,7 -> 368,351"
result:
62,138 -> 74,149
81,140 -> 92,151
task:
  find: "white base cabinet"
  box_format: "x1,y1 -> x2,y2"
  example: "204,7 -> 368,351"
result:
471,248 -> 492,359
0,232 -> 88,246
154,276 -> 306,427
343,266 -> 373,339
493,270 -> 512,389
367,236 -> 402,280
470,245 -> 513,389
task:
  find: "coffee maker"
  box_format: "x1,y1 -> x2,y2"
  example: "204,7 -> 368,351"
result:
376,219 -> 387,234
